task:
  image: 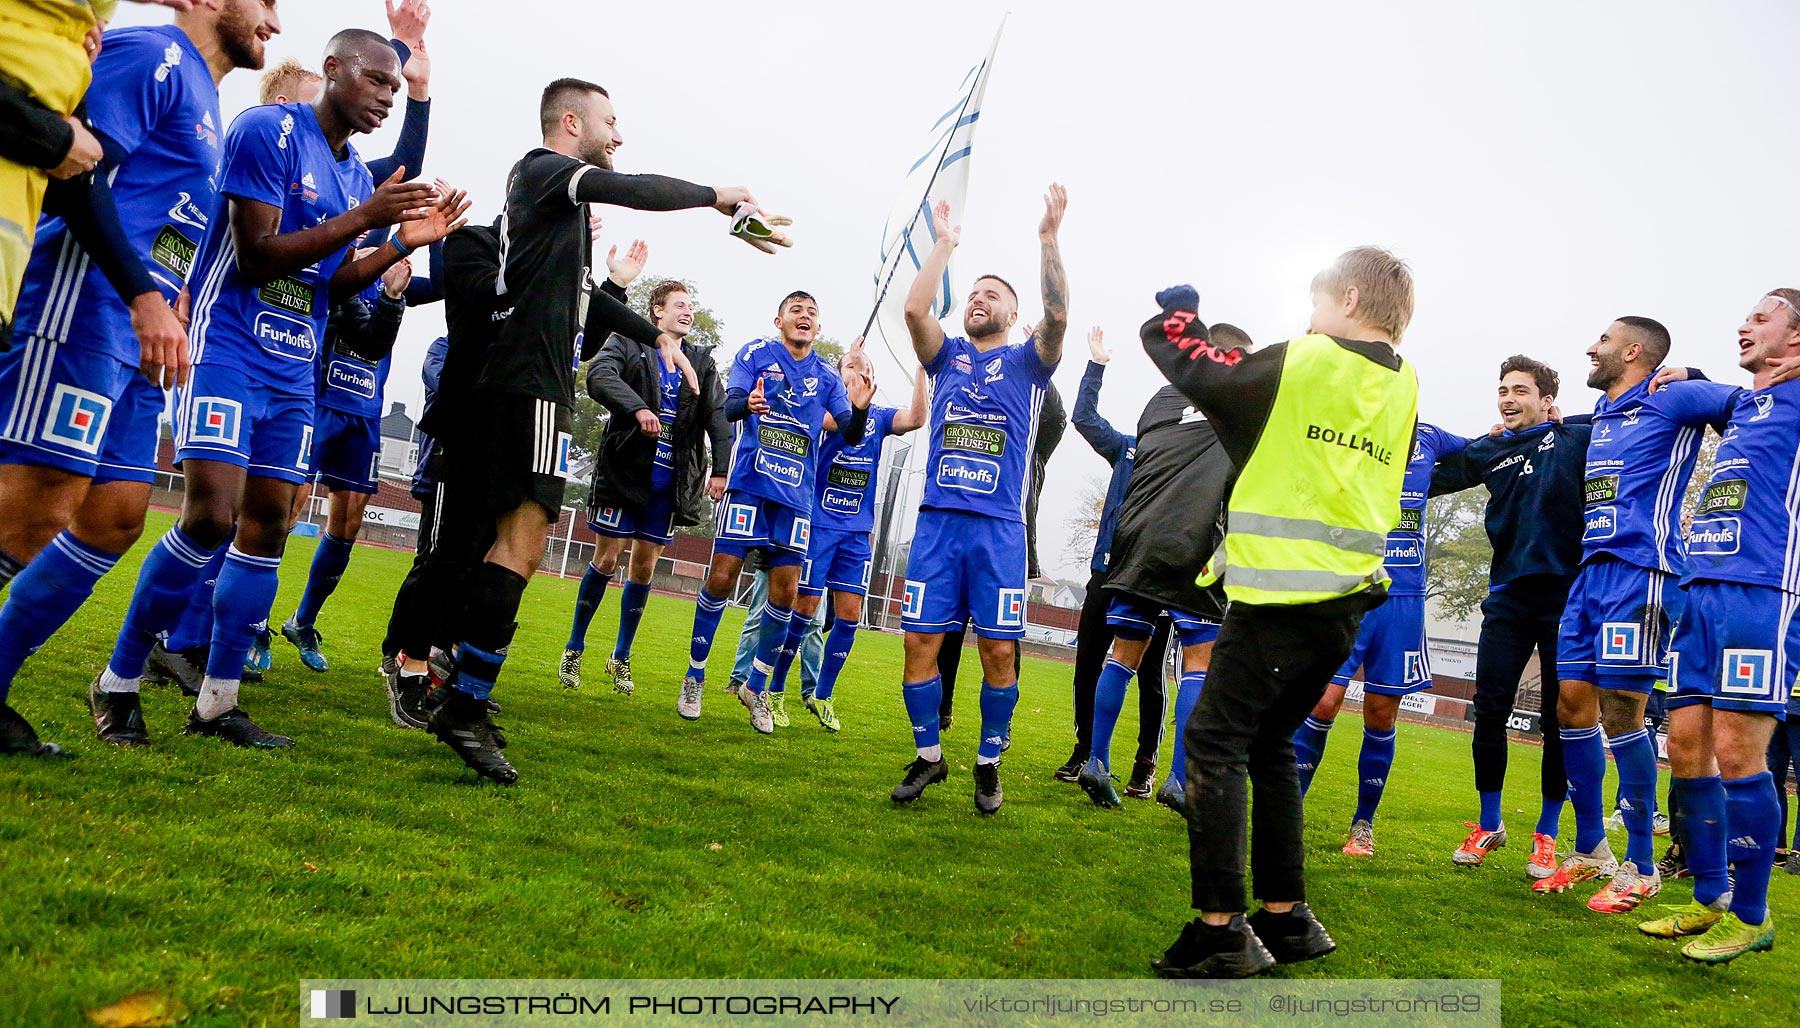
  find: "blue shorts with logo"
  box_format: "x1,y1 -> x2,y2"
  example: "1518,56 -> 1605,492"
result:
1105,592 -> 1221,648
174,361 -> 312,484
800,525 -> 871,597
0,336 -> 163,484
589,486 -> 678,546
712,490 -> 809,568
309,406 -> 379,494
1332,592 -> 1432,695
1668,580 -> 1795,718
902,508 -> 1026,640
1556,554 -> 1683,693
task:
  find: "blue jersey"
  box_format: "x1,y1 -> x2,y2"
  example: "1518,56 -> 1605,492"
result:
188,103 -> 373,398
920,336 -> 1056,523
318,350 -> 392,418
813,405 -> 897,534
1387,423 -> 1467,596
1582,375 -> 1739,574
725,339 -> 852,512
13,25 -> 221,365
650,362 -> 681,494
1684,379 -> 1800,593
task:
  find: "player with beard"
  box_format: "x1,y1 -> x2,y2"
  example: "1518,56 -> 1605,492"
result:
0,0 -> 281,755
889,188 -> 1068,815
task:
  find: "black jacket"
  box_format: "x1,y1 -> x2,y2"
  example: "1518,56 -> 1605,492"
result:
1431,420 -> 1590,585
1104,385 -> 1231,621
586,331 -> 730,528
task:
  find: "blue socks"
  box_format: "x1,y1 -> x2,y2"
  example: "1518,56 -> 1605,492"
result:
0,532 -> 120,702
1294,716 -> 1333,795
166,545 -> 226,652
1562,724 -> 1607,853
292,533 -> 353,629
1674,776 -> 1730,908
1536,791 -> 1566,838
1354,726 -> 1397,823
612,580 -> 650,660
814,620 -> 857,701
745,603 -> 792,695
1479,790 -> 1504,833
451,641 -> 506,700
902,675 -> 943,757
767,606 -> 809,694
566,563 -> 612,652
1168,670 -> 1205,788
205,547 -> 281,681
1725,772 -> 1779,925
1609,728 -> 1658,875
106,527 -> 221,682
976,680 -> 1017,765
686,589 -> 727,683
1089,658 -> 1135,770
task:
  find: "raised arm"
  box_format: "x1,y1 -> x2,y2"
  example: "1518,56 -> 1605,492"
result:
1034,183 -> 1068,367
893,360 -> 930,434
902,200 -> 955,366
1071,328 -> 1127,464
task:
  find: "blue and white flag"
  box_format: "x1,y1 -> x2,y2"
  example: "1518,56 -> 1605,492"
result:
870,19 -> 1006,373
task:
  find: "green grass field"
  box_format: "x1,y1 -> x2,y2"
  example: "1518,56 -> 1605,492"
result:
1,512 -> 1793,1026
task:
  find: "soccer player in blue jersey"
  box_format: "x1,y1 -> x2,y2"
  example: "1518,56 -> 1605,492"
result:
86,29 -> 467,749
889,186 -> 1068,814
1537,317 -> 1737,912
759,339 -> 927,731
1637,290 -> 1800,963
0,0 -> 281,756
1292,423 -> 1468,854
677,292 -> 873,732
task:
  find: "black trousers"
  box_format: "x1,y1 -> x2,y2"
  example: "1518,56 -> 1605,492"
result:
1186,601 -> 1361,913
1069,572 -> 1171,764
382,464 -> 496,661
1470,576 -> 1571,801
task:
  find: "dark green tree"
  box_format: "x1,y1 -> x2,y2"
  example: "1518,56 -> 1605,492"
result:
1424,488 -> 1493,621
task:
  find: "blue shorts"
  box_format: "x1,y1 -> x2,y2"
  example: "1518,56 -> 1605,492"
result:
800,525 -> 872,597
1557,555 -> 1682,692
1105,593 -> 1221,648
902,508 -> 1026,639
309,406 -> 379,494
589,487 -> 677,545
711,491 -> 809,569
1668,580 -> 1796,718
1332,592 -> 1431,694
174,361 -> 312,484
0,336 -> 164,484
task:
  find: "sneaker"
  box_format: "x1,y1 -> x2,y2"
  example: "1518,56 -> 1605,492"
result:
1787,851 -> 1800,876
1532,844 -> 1619,894
1640,898 -> 1729,939
246,629 -> 273,673
740,687 -> 773,735
677,676 -> 705,720
0,702 -> 66,757
1652,811 -> 1671,836
604,655 -> 634,695
1155,778 -> 1189,818
1453,822 -> 1507,866
1343,819 -> 1376,857
427,697 -> 516,783
88,678 -> 149,746
558,648 -> 583,690
145,641 -> 204,697
1604,808 -> 1625,832
1054,750 -> 1086,783
724,678 -> 743,696
280,617 -> 328,673
809,696 -> 840,732
1078,756 -> 1121,808
973,761 -> 1004,814
1152,916 -> 1276,979
1682,912 -> 1775,964
1776,848 -> 1793,869
379,652 -> 399,679
767,690 -> 790,728
891,756 -> 948,803
387,671 -> 432,730
1125,758 -> 1157,798
800,685 -> 816,704
186,707 -> 293,749
1588,866 -> 1661,913
1247,903 -> 1337,965
1658,845 -> 1689,880
1527,832 -> 1560,880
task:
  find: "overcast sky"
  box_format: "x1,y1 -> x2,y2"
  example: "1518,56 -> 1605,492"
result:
112,0 -> 1800,576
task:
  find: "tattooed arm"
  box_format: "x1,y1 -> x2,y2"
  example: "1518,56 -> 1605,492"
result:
1034,183 -> 1068,367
